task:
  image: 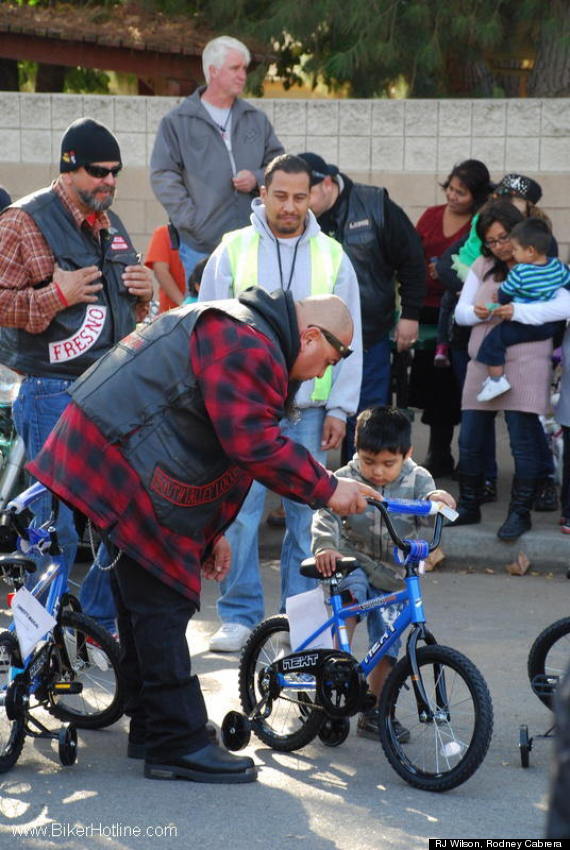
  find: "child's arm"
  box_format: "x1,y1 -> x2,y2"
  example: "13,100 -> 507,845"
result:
311,507 -> 344,577
426,489 -> 457,509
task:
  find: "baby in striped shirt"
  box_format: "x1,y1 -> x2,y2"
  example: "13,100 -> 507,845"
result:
476,218 -> 570,402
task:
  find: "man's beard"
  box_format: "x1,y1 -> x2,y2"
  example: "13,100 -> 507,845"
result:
78,186 -> 114,212
283,380 -> 301,421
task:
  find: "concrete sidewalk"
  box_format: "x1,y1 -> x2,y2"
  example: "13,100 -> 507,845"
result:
260,412 -> 569,574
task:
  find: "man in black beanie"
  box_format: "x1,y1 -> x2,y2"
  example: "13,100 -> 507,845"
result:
0,116 -> 153,630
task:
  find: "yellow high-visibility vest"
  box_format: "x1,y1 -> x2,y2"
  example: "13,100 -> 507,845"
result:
223,227 -> 344,401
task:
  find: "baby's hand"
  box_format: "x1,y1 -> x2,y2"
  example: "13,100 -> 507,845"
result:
314,549 -> 343,577
428,490 -> 456,510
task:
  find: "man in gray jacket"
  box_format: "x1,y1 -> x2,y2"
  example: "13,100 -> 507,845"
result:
150,35 -> 284,278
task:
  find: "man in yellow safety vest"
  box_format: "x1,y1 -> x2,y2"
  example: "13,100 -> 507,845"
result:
199,153 -> 362,651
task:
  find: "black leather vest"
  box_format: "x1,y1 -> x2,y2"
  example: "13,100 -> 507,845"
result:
0,188 -> 139,379
71,298 -> 287,537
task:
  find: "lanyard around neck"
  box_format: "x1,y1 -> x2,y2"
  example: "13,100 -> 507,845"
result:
275,236 -> 302,292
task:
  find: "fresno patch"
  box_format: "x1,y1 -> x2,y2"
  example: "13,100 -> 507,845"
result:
49,305 -> 107,363
111,235 -> 129,251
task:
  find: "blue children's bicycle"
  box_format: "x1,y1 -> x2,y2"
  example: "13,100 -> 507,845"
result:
222,497 -> 493,792
0,482 -> 123,772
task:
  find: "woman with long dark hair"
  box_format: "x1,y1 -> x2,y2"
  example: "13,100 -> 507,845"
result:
412,159 -> 493,477
453,200 -> 570,539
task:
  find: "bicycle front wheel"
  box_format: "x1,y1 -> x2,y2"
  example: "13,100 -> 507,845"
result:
528,617 -> 570,710
378,644 -> 493,792
48,611 -> 123,729
239,615 -> 323,752
0,631 -> 25,772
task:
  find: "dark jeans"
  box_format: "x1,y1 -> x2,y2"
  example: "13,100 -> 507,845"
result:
561,426 -> 570,518
476,321 -> 557,367
459,409 -> 545,479
343,335 -> 392,463
111,554 -> 209,759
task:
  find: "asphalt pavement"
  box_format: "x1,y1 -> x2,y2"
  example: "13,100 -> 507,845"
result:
0,413 -> 567,849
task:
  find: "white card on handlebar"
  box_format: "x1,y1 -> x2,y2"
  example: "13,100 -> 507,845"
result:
286,586 -> 333,650
435,503 -> 459,522
11,587 -> 57,660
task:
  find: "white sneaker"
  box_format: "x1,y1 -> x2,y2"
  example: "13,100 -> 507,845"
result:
208,623 -> 252,652
476,375 -> 511,402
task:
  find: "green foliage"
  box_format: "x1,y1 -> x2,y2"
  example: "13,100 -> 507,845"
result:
64,67 -> 111,94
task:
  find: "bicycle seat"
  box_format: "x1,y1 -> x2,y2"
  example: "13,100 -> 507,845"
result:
0,552 -> 37,578
300,556 -> 361,580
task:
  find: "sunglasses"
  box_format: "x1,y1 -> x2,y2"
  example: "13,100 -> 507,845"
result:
83,164 -> 122,179
308,324 -> 353,359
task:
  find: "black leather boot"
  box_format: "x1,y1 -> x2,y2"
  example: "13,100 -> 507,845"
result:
534,477 -> 559,512
497,477 -> 539,541
450,473 -> 484,526
424,424 -> 455,478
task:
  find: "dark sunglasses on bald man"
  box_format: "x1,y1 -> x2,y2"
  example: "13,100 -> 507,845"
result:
308,324 -> 353,359
83,164 -> 122,179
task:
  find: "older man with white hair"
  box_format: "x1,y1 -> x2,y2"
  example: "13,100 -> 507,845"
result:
150,35 -> 284,277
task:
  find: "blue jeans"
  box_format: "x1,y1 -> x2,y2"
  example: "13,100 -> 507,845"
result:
340,568 -> 403,659
178,242 -> 208,280
459,409 -> 544,479
344,336 -> 392,461
219,407 -> 327,626
79,543 -> 117,633
13,377 -> 77,584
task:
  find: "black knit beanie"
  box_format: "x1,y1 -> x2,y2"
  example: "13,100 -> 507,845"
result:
60,118 -> 122,172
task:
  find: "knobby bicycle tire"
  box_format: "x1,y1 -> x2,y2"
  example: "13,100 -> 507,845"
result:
239,615 -> 323,752
47,611 -> 123,729
378,644 -> 493,792
0,631 -> 25,772
528,617 -> 570,710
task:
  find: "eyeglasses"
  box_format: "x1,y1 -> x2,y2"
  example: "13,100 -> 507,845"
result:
83,164 -> 122,179
308,324 -> 353,359
484,233 -> 511,248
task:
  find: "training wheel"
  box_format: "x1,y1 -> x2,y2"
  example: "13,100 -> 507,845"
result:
318,716 -> 350,747
221,711 -> 251,751
519,724 -> 532,768
58,725 -> 78,766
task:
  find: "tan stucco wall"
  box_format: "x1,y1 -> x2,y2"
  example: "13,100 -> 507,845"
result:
1,93 -> 569,259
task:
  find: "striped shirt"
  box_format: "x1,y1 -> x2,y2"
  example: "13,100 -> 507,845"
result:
500,258 -> 570,303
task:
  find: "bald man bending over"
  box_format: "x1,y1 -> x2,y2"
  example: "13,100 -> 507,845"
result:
29,286 -> 377,786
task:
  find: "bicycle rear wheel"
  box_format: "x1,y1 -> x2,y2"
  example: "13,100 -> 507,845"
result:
0,631 -> 25,772
527,617 -> 570,710
47,611 -> 123,729
378,644 -> 493,792
239,615 -> 323,752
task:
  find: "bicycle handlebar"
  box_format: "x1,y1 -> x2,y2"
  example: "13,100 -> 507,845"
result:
366,497 -> 445,555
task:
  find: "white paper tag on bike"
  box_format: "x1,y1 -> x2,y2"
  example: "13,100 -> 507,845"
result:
286,586 -> 333,650
11,587 -> 56,660
436,503 -> 459,522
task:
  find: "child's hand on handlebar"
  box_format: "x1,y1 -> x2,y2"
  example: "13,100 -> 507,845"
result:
428,489 -> 456,509
314,548 -> 344,577
327,477 -> 381,515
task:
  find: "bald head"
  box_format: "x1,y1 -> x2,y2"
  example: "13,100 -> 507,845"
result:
295,294 -> 353,343
290,294 -> 354,382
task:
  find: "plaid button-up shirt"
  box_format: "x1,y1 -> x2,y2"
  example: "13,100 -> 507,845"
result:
0,178 -> 148,334
30,311 -> 337,603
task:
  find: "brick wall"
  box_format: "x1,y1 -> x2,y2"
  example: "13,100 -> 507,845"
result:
0,92 -> 568,259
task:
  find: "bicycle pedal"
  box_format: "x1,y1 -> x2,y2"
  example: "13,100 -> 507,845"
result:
51,682 -> 83,694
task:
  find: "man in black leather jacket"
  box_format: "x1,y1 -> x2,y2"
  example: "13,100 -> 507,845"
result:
299,153 -> 425,458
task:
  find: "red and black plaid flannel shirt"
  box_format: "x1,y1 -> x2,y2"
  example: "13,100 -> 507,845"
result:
30,311 -> 336,604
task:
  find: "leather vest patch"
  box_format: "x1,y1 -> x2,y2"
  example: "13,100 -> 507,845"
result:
150,463 -> 242,507
48,305 -> 107,363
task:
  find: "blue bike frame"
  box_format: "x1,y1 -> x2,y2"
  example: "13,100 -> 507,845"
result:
275,498 -> 439,693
